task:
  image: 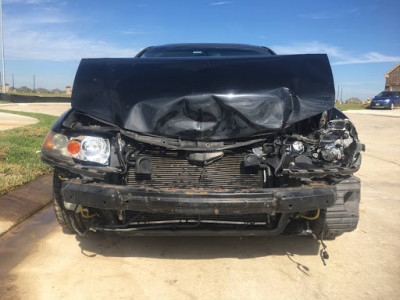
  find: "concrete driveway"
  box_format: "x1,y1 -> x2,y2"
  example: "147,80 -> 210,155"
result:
0,102 -> 71,117
0,108 -> 399,299
0,102 -> 70,131
0,112 -> 38,131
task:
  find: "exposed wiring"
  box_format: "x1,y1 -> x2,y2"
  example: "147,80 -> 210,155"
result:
115,132 -> 127,173
197,155 -> 224,187
300,209 -> 320,220
58,174 -> 69,181
80,206 -> 98,219
320,219 -> 329,265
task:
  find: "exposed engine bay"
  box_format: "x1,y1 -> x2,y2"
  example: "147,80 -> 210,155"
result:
48,107 -> 363,185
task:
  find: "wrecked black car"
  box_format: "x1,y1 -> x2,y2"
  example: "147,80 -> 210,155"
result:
41,43 -> 364,239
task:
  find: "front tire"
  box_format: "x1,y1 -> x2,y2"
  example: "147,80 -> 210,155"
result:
390,103 -> 394,110
53,170 -> 75,233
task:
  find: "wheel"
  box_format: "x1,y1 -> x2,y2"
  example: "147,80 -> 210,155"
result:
390,103 -> 394,110
53,170 -> 87,234
311,210 -> 343,240
53,170 -> 75,232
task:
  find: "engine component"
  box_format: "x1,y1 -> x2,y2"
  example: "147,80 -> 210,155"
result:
135,155 -> 152,175
291,141 -> 305,154
243,154 -> 261,168
321,147 -> 342,162
187,151 -> 224,163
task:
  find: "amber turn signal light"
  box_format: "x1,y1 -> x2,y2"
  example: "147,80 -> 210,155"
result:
43,132 -> 54,149
67,140 -> 81,155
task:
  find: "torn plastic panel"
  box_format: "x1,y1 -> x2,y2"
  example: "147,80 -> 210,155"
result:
71,54 -> 335,141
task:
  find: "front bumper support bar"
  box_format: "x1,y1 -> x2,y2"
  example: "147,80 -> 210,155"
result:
61,180 -> 337,215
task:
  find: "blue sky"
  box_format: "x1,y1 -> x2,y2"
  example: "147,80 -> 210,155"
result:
2,0 -> 400,100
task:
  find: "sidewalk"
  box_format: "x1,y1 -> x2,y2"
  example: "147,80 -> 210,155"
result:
0,174 -> 53,236
0,104 -> 68,236
0,111 -> 39,131
0,102 -> 70,116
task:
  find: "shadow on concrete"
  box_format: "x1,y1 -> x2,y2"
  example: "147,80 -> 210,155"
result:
76,232 -> 321,260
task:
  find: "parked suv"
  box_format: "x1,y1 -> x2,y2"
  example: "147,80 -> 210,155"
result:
371,91 -> 400,109
41,43 -> 364,239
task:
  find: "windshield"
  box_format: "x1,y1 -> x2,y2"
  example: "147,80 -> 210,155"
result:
139,46 -> 273,58
376,92 -> 395,97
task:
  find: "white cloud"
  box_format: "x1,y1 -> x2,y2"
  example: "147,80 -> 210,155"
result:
121,30 -> 148,35
3,3 -> 138,61
298,8 -> 360,19
210,2 -> 232,6
5,31 -> 137,61
297,13 -> 333,19
332,52 -> 400,65
271,41 -> 400,66
271,41 -> 343,58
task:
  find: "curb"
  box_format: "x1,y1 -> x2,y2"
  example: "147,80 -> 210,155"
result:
0,173 -> 53,237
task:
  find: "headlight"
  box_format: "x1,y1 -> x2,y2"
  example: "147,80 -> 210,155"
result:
42,132 -> 110,165
383,99 -> 391,103
71,136 -> 110,165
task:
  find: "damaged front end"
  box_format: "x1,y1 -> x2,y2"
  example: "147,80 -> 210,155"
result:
42,107 -> 363,237
41,49 -> 364,237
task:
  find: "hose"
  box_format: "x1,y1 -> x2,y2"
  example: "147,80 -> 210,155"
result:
80,206 -> 97,219
300,209 -> 320,220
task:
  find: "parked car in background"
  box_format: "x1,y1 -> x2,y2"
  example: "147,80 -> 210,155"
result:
370,91 -> 400,109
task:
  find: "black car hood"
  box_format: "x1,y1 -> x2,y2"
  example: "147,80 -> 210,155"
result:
71,55 -> 335,141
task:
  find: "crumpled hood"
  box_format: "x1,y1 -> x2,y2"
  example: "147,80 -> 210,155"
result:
71,54 -> 335,141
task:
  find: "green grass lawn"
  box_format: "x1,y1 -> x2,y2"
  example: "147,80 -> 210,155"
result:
335,102 -> 366,111
0,110 -> 57,196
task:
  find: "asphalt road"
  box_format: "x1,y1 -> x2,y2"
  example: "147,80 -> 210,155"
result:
0,109 -> 399,300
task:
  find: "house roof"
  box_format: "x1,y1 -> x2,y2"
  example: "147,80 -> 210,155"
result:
384,62 -> 400,77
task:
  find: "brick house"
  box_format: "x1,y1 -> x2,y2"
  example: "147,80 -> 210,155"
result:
384,63 -> 400,91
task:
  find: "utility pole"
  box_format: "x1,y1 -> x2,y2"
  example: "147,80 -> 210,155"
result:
337,85 -> 339,101
341,87 -> 343,103
12,73 -> 13,90
0,0 -> 5,94
33,75 -> 35,92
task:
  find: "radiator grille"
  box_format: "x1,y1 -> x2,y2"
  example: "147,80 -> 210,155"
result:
126,151 -> 263,190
